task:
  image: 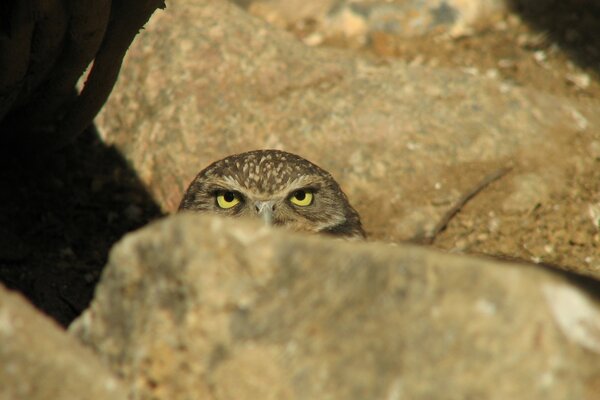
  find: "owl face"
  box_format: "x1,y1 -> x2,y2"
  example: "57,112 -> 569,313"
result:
179,150 -> 365,239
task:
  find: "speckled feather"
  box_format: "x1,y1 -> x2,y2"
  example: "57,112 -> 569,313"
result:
179,150 -> 365,239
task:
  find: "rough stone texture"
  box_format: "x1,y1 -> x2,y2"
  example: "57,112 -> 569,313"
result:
95,0 -> 600,235
0,283 -> 127,400
234,0 -> 506,44
71,214 -> 600,400
95,0 -> 600,278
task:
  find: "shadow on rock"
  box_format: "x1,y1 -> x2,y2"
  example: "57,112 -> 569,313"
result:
510,0 -> 600,74
0,126 -> 163,327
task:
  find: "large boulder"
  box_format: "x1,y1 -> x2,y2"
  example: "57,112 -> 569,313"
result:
94,0 -> 600,277
0,284 -> 127,400
70,214 -> 600,400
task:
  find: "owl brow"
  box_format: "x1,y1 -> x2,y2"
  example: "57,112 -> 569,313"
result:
286,174 -> 322,187
206,185 -> 243,200
211,176 -> 247,193
287,184 -> 320,195
210,186 -> 241,195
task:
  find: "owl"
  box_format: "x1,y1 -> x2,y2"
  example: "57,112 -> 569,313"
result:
178,149 -> 365,239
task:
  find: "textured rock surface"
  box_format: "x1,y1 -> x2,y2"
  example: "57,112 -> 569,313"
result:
95,0 -> 600,247
235,0 -> 506,44
0,283 -> 127,400
71,214 -> 600,400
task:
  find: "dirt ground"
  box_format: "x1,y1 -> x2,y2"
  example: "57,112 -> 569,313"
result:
1,2 -> 599,326
302,2 -> 600,278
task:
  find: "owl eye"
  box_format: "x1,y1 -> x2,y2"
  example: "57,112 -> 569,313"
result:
289,189 -> 313,206
216,191 -> 241,209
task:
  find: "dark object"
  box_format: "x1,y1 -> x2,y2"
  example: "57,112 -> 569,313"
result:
0,0 -> 166,155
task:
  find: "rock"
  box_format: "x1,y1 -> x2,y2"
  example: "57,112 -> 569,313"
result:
0,283 -> 127,400
70,214 -> 600,400
237,0 -> 336,29
235,0 -> 507,42
95,0 -> 600,246
502,172 -> 552,212
94,0 -> 600,279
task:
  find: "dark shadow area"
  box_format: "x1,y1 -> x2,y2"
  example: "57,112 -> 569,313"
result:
510,0 -> 600,75
0,126 -> 164,327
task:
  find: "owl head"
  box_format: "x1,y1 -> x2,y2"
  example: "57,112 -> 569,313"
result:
178,149 -> 365,239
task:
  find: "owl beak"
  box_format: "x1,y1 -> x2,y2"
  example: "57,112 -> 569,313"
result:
254,201 -> 275,225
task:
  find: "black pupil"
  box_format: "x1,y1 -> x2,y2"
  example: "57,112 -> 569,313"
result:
223,192 -> 235,202
294,190 -> 306,200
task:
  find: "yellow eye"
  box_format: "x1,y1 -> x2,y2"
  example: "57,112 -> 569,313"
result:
216,191 -> 241,209
289,190 -> 313,207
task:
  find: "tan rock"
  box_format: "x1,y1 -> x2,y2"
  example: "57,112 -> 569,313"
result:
95,0 -> 600,247
0,284 -> 127,400
236,0 -> 506,40
94,0 -> 600,280
70,214 -> 600,400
